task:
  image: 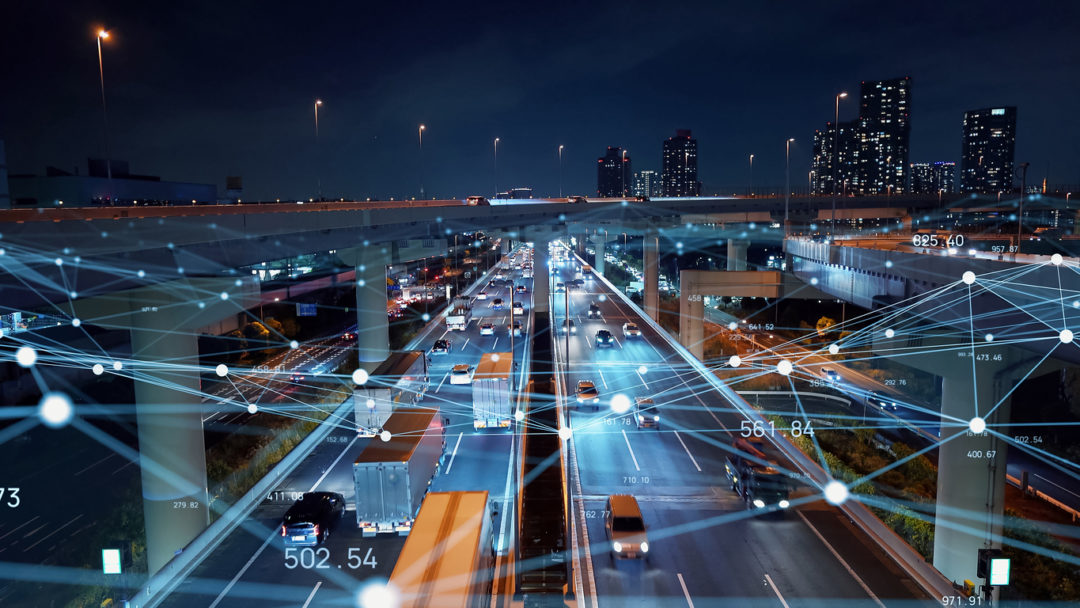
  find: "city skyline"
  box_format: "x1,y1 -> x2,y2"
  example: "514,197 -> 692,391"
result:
1,2 -> 1078,201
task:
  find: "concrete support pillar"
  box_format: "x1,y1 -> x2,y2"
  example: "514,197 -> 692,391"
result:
129,306 -> 210,575
643,234 -> 659,322
593,236 -> 606,277
532,240 -> 550,315
726,239 -> 749,271
500,237 -> 511,256
934,362 -> 1012,590
678,270 -> 704,360
353,246 -> 392,371
68,277 -> 257,575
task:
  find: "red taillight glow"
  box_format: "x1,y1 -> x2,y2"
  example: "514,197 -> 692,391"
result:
313,524 -> 320,537
280,525 -> 286,536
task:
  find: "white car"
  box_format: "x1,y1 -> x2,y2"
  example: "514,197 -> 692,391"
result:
623,323 -> 641,338
512,302 -> 524,315
476,291 -> 488,300
480,323 -> 495,336
450,364 -> 473,385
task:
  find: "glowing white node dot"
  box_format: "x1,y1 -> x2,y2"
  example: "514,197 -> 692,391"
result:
290,340 -> 299,349
514,410 -> 525,422
1060,329 -> 1074,344
824,480 -> 849,505
969,417 -> 987,434
885,328 -> 895,338
610,394 -> 631,415
197,301 -> 206,309
215,364 -> 229,377
421,313 -> 430,322
15,346 -> 37,367
112,361 -> 123,371
137,269 -> 145,278
366,398 -> 376,409
828,344 -> 840,355
357,279 -> 366,287
637,365 -> 648,375
92,363 -> 104,375
38,392 -> 74,428
54,258 -> 63,266
352,369 -> 370,385
71,318 -> 81,327
219,292 -> 229,300
985,333 -> 994,342
728,322 -> 738,330
810,277 -> 819,285
558,427 -> 572,441
379,430 -> 392,442
962,271 -> 976,285
885,260 -> 893,268
598,295 -> 607,302
357,581 -> 401,608
491,354 -> 500,362
1051,253 -> 1063,266
70,291 -> 78,298
247,404 -> 258,414
776,359 -> 793,376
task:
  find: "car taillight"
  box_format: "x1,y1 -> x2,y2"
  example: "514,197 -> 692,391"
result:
313,524 -> 320,537
280,525 -> 286,536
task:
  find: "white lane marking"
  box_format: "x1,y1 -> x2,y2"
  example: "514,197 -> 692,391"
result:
1034,473 -> 1080,499
621,429 -> 640,471
310,434 -> 359,493
208,530 -> 276,608
613,336 -> 622,349
598,369 -> 607,389
74,453 -> 114,476
674,431 -> 702,472
677,572 -> 696,608
795,511 -> 886,607
463,338 -> 471,350
635,370 -> 649,390
445,432 -> 464,475
22,514 -> 83,552
436,372 -> 448,393
301,581 -> 322,608
0,516 -> 39,542
492,338 -> 499,349
763,573 -> 790,608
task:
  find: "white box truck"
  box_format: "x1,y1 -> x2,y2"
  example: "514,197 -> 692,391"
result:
353,407 -> 445,537
446,296 -> 473,331
472,352 -> 513,430
354,351 -> 428,436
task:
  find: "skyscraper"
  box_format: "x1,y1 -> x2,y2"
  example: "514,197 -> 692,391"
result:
910,161 -> 956,194
960,107 -> 1017,194
810,77 -> 911,195
661,129 -> 700,197
632,170 -> 662,198
597,146 -> 631,197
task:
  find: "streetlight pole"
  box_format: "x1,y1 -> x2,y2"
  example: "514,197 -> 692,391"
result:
96,29 -> 112,182
831,92 -> 848,230
558,145 -> 564,198
1017,162 -> 1030,252
748,154 -> 754,197
621,149 -> 628,197
785,138 -> 795,230
314,99 -> 323,200
494,137 -> 500,197
418,124 -> 426,200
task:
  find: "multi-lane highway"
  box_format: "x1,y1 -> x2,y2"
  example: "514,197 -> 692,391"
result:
158,249 -> 533,607
550,249 -> 934,606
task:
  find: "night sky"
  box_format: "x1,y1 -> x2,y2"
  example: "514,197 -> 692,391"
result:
2,1 -> 1078,201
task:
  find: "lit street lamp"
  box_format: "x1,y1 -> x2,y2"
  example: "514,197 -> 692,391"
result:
621,149 -> 628,197
314,99 -> 323,200
494,137 -> 500,197
96,28 -> 112,182
748,154 -> 754,197
558,144 -> 565,198
831,92 -> 848,229
418,124 -> 426,199
785,138 -> 795,227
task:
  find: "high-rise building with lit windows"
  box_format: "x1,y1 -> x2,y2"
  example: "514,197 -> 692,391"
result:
810,77 -> 911,195
597,146 -> 631,197
632,170 -> 661,198
960,107 -> 1016,194
910,161 -> 956,194
661,130 -> 700,197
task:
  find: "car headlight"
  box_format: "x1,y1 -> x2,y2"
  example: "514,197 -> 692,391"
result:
640,541 -> 649,553
577,397 -> 583,402
612,541 -> 622,553
638,415 -> 645,422
753,499 -> 766,508
778,500 -> 790,509
653,415 -> 660,421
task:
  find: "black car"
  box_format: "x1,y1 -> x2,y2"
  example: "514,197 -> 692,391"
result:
281,492 -> 345,546
432,339 -> 451,355
587,303 -> 602,318
595,329 -> 616,348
